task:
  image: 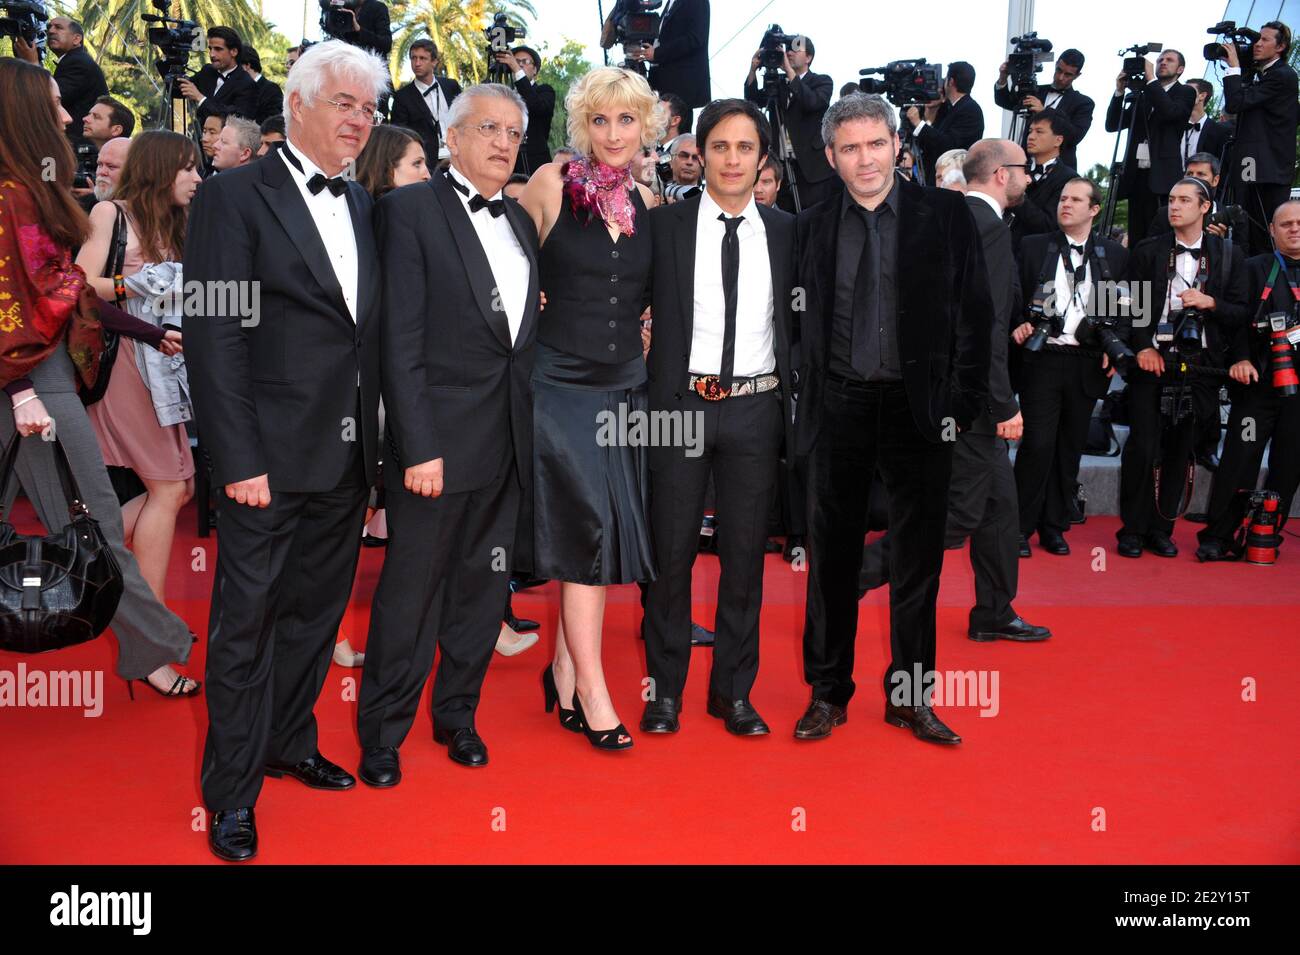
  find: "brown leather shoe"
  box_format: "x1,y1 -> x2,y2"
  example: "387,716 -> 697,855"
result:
884,703 -> 962,744
793,699 -> 847,740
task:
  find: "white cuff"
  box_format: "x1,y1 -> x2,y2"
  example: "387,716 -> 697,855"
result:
1224,67 -> 1243,77
514,69 -> 526,83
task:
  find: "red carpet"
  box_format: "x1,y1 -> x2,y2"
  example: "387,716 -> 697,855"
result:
1,503 -> 1297,864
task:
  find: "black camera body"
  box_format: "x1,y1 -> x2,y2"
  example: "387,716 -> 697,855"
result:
142,0 -> 202,96
1006,32 -> 1053,103
1208,203 -> 1247,234
484,11 -> 526,81
858,59 -> 943,107
1023,291 -> 1064,352
1204,20 -> 1260,77
613,0 -> 662,73
759,23 -> 801,71
73,140 -> 97,190
1158,308 -> 1205,353
0,0 -> 46,55
319,0 -> 363,39
1078,312 -> 1136,376
1120,42 -> 1162,87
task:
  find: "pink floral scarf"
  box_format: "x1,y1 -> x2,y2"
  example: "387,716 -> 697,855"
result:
562,156 -> 638,237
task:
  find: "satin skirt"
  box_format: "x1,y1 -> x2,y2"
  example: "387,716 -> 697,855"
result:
530,345 -> 657,585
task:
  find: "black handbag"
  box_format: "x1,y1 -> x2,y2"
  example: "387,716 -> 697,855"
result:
0,433 -> 124,653
79,203 -> 127,407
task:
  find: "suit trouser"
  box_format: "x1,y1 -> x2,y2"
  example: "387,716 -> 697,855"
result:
1118,370 -> 1199,539
1200,382 -> 1300,545
201,452 -> 368,811
803,377 -> 954,706
1193,377 -> 1223,458
945,430 -> 1020,633
358,463 -> 519,747
1015,349 -> 1099,536
644,389 -> 784,701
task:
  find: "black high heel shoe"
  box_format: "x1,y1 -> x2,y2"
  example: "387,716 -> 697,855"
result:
542,665 -> 584,733
127,672 -> 202,701
571,694 -> 633,751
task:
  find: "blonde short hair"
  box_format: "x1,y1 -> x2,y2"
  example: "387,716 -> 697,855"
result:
565,66 -> 666,158
935,148 -> 968,184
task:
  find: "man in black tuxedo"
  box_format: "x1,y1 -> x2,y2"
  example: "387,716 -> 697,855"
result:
607,0 -> 710,109
995,48 -> 1094,172
184,41 -> 391,862
389,39 -> 461,166
324,0 -> 393,58
1105,49 -> 1196,247
743,35 -> 836,212
641,99 -> 796,737
1182,79 -> 1230,171
1013,177 -> 1129,555
1198,199 -> 1300,561
178,26 -> 259,123
1220,21 -> 1299,256
1117,178 -> 1249,558
492,45 -> 553,175
238,47 -> 284,125
904,61 -> 984,187
358,84 -> 539,782
39,18 -> 106,146
1011,108 -> 1078,243
794,94 -> 992,745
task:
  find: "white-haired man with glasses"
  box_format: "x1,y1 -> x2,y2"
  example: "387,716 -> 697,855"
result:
184,40 -> 390,862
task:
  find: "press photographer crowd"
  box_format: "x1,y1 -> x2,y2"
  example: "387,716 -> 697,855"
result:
2,0 -> 1299,863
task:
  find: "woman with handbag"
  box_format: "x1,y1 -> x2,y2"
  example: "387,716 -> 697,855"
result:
0,58 -> 199,698
75,131 -> 199,641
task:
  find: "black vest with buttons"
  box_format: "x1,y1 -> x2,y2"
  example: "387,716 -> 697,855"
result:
537,189 -> 651,364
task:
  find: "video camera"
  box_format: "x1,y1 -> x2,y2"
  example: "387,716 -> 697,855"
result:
319,0 -> 364,39
611,0 -> 662,74
858,59 -> 943,107
1204,20 -> 1260,76
142,0 -> 202,96
758,24 -> 803,72
1006,32 -> 1053,103
484,11 -> 526,82
0,0 -> 46,55
1119,41 -> 1162,86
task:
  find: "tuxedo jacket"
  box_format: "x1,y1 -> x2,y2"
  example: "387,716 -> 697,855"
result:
346,0 -> 393,57
252,76 -> 284,125
374,173 -> 539,496
1223,60 -> 1299,186
1232,252 -> 1300,372
1105,79 -> 1196,196
743,69 -> 835,184
1192,116 -> 1231,167
515,76 -> 555,174
994,81 -> 1095,172
1018,231 -> 1130,398
965,195 -> 1020,433
794,174 -> 993,452
648,0 -> 711,108
1013,159 -> 1078,242
389,77 -> 462,165
193,64 -> 259,123
53,46 -> 107,139
914,94 -> 984,187
1124,230 -> 1250,360
646,195 -> 797,458
183,151 -> 382,493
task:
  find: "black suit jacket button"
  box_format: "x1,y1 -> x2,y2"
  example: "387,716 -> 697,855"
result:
608,343 -> 617,352
610,296 -> 618,305
611,250 -> 619,259
609,320 -> 617,328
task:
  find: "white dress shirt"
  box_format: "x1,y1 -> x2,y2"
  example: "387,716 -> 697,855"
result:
279,139 -> 360,323
689,189 -> 776,379
1183,116 -> 1205,163
415,77 -> 449,127
1049,237 -> 1092,346
1163,231 -> 1204,322
447,165 -> 529,345
966,189 -> 1003,218
198,67 -> 239,108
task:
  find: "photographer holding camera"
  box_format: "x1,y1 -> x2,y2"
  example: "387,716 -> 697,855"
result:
1105,48 -> 1195,247
743,33 -> 835,211
904,62 -> 984,188
1219,20 -> 1298,257
178,26 -> 259,123
1116,177 -> 1249,558
12,16 -> 107,148
995,48 -> 1093,172
662,133 -> 702,202
1197,199 -> 1300,561
1181,79 -> 1230,170
492,44 -> 553,175
604,0 -> 710,110
320,0 -> 391,58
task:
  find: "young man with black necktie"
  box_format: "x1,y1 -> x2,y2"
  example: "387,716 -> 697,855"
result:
642,98 -> 796,736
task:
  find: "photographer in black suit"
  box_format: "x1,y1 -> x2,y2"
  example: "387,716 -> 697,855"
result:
324,0 -> 393,58
11,17 -> 107,147
995,48 -> 1094,172
1105,49 -> 1196,247
1182,79 -> 1230,170
743,34 -> 836,212
794,94 -> 991,746
905,61 -> 984,187
492,45 -> 553,175
1220,21 -> 1299,256
1012,108 -> 1078,243
389,39 -> 461,166
238,46 -> 284,124
607,0 -> 710,109
178,27 -> 259,123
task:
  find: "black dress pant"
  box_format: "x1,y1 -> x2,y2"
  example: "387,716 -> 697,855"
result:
201,453 -> 368,811
644,389 -> 784,701
1200,382 -> 1300,546
1193,377 -> 1223,458
803,377 -> 954,707
946,430 -> 1020,633
1015,349 -> 1099,537
1118,370 -> 1199,539
357,462 -> 520,747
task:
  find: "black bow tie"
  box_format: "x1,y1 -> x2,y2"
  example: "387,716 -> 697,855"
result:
1069,243 -> 1085,257
1177,244 -> 1201,257
1187,120 -> 1202,131
1031,165 -> 1047,182
307,173 -> 348,197
469,193 -> 506,218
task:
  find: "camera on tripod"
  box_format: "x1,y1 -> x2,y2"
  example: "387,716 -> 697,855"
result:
857,60 -> 943,107
1119,42 -> 1162,86
0,0 -> 47,56
483,11 -> 526,82
611,0 -> 662,74
1006,32 -> 1053,102
758,24 -> 802,72
1204,20 -> 1260,73
142,0 -> 202,97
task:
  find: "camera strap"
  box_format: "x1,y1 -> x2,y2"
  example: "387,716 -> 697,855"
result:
1254,252 -> 1300,326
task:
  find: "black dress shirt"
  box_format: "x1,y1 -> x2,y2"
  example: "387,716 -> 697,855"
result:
829,177 -> 901,381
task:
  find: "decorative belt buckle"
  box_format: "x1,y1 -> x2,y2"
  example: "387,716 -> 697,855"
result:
694,375 -> 730,401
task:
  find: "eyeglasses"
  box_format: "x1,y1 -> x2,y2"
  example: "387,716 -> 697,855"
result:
1001,162 -> 1033,174
322,98 -> 379,124
464,120 -> 524,144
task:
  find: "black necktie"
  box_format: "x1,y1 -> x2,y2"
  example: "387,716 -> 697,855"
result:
307,173 -> 348,197
1177,244 -> 1201,257
850,206 -> 882,379
719,214 -> 743,384
469,193 -> 506,218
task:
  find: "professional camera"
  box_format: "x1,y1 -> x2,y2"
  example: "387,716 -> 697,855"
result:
1253,308 -> 1300,396
483,11 -> 526,82
1078,313 -> 1136,376
319,0 -> 364,39
1207,203 -> 1247,234
663,181 -> 703,203
1006,31 -> 1053,101
857,59 -> 943,107
1119,42 -> 1162,86
758,23 -> 801,71
0,0 -> 46,55
1023,289 -> 1064,352
1204,20 -> 1260,70
142,0 -> 202,96
73,141 -> 97,190
611,0 -> 662,73
1157,308 -> 1204,351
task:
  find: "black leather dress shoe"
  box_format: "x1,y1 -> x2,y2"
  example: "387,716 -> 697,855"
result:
1196,451 -> 1220,472
210,807 -> 257,862
690,623 -> 715,646
359,746 -> 401,788
793,700 -> 847,740
640,696 -> 681,733
434,725 -> 488,767
1039,531 -> 1070,555
707,695 -> 770,736
1145,533 -> 1178,558
884,703 -> 962,744
506,613 -> 540,633
265,752 -> 355,790
1117,534 -> 1143,558
969,616 -> 1052,642
1195,538 -> 1233,562
1017,535 -> 1032,558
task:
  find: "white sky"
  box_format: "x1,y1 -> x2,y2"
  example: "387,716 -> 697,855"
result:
265,0 -> 1229,173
